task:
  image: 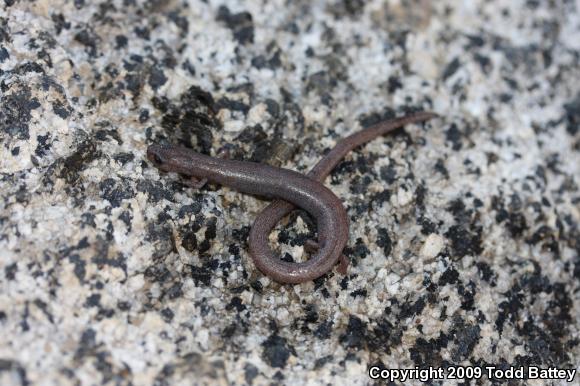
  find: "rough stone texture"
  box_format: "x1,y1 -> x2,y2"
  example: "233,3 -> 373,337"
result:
1,1 -> 579,385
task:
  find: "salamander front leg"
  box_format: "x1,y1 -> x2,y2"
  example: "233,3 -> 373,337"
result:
182,176 -> 208,189
216,146 -> 231,159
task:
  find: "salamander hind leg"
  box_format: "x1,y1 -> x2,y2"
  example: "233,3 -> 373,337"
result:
304,239 -> 319,254
337,254 -> 349,275
304,239 -> 349,275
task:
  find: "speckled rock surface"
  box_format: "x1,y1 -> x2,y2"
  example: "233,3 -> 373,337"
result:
1,1 -> 579,385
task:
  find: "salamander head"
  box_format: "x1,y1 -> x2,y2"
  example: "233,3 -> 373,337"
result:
147,143 -> 200,174
147,144 -> 175,171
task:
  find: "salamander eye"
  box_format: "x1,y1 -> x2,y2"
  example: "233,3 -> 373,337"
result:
147,146 -> 166,166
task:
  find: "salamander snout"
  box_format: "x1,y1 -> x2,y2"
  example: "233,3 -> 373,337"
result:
147,145 -> 170,169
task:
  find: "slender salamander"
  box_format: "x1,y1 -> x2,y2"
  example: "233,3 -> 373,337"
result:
248,111 -> 437,282
147,145 -> 349,284
147,111 -> 436,284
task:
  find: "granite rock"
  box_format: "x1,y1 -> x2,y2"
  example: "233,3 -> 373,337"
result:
0,1 -> 579,385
